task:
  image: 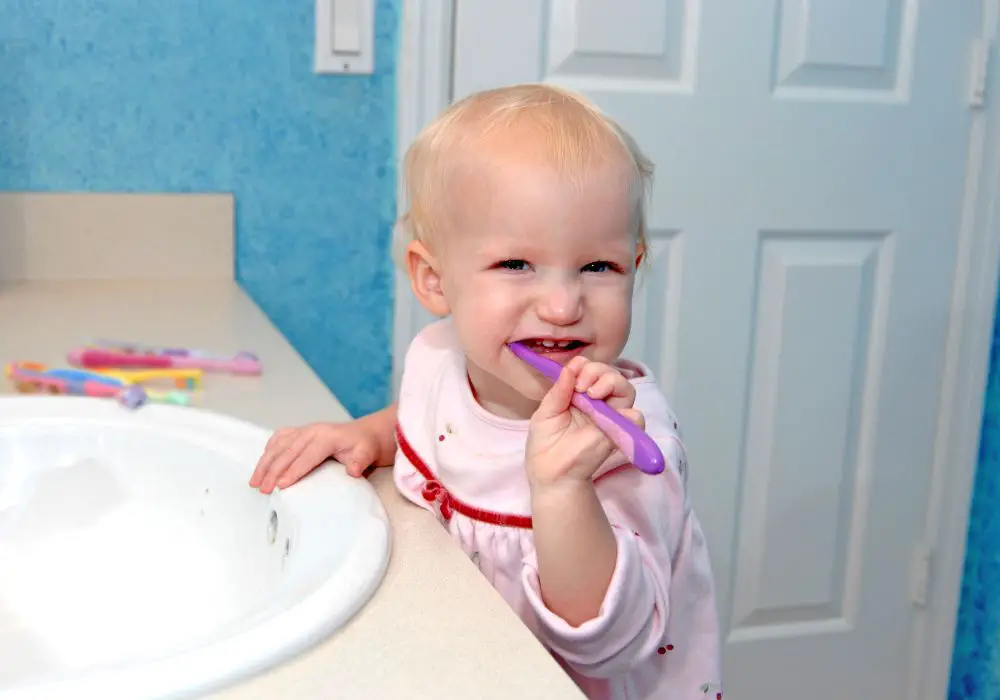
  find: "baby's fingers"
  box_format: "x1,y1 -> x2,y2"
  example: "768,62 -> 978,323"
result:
586,372 -> 635,410
265,426 -> 296,449
257,432 -> 313,494
533,363 -> 579,422
573,360 -> 611,393
275,438 -> 338,489
249,429 -> 295,487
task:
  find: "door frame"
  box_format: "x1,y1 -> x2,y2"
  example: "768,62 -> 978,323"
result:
392,2 -> 1000,697
391,0 -> 454,396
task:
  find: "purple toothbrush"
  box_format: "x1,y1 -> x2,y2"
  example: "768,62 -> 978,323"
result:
508,342 -> 666,475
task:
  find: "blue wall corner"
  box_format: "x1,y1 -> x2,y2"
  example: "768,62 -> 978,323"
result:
950,291 -> 1000,699
0,0 -> 400,418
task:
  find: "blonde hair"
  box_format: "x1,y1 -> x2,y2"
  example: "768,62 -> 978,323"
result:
393,83 -> 654,268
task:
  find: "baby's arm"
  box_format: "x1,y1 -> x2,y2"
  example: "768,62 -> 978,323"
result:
524,358 -> 639,625
521,437 -> 720,683
530,483 -> 617,627
357,403 -> 400,467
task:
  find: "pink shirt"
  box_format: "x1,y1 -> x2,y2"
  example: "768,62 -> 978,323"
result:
393,319 -> 723,700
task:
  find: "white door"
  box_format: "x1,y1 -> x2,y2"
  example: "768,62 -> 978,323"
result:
407,1 -> 983,698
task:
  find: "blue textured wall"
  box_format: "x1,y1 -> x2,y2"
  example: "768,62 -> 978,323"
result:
0,1 -> 400,417
950,294 -> 1000,699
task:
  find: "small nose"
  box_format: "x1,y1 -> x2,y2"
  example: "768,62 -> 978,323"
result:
536,279 -> 583,326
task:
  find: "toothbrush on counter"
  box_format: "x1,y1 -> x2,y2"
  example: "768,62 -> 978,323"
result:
507,342 -> 666,475
67,339 -> 262,375
5,362 -> 191,409
89,367 -> 203,390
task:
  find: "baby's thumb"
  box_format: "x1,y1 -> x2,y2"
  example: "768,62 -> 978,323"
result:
342,443 -> 377,478
534,365 -> 576,421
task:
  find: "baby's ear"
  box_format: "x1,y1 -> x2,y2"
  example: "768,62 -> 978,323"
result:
406,240 -> 450,316
634,240 -> 647,269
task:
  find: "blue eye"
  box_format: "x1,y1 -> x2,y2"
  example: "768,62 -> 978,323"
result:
582,261 -> 620,273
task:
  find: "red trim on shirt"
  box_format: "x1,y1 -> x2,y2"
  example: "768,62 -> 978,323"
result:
396,423 -> 535,529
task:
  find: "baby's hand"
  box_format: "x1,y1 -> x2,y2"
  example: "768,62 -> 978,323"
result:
249,421 -> 379,494
525,357 -> 643,490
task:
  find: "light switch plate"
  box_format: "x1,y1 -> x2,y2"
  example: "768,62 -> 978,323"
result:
315,0 -> 375,74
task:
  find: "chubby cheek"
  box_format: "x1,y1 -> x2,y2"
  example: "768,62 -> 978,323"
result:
591,297 -> 633,361
607,316 -> 632,359
453,292 -> 526,357
462,327 -> 509,372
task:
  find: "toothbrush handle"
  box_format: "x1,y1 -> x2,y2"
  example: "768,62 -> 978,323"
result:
78,380 -> 122,399
72,349 -> 173,369
508,343 -> 666,475
568,389 -> 666,475
69,348 -> 260,375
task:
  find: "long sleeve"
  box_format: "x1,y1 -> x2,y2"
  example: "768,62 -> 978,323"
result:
520,418 -> 721,690
521,517 -> 669,677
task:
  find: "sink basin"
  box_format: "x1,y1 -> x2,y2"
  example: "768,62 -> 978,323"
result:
0,396 -> 391,700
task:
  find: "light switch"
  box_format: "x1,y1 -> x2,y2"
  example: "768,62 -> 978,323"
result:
332,0 -> 361,54
314,0 -> 374,74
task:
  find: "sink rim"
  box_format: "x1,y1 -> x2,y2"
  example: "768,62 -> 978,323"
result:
0,396 -> 392,700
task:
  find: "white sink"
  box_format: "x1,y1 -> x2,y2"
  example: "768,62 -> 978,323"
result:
0,397 -> 391,700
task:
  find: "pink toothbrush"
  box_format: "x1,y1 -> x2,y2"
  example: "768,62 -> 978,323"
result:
508,342 -> 666,475
67,344 -> 261,375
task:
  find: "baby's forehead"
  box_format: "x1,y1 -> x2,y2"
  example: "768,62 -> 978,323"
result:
444,144 -> 634,234
433,120 -> 634,228
452,107 -> 630,166
438,124 -> 634,203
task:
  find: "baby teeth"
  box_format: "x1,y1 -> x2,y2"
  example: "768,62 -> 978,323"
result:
538,339 -> 572,348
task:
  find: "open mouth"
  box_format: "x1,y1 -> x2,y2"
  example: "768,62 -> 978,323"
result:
517,338 -> 588,354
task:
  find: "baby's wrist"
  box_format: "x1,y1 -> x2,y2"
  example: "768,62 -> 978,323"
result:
529,476 -> 597,511
525,451 -> 607,490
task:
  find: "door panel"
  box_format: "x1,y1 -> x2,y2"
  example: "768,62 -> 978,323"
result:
776,0 -> 915,96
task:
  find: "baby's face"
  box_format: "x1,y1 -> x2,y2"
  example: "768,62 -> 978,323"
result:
435,144 -> 640,420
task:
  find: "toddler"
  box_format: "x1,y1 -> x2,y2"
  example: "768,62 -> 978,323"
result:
250,83 -> 722,700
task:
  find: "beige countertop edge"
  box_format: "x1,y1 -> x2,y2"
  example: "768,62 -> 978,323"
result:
0,278 -> 585,700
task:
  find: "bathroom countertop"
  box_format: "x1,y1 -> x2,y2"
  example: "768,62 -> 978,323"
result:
0,279 -> 585,700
